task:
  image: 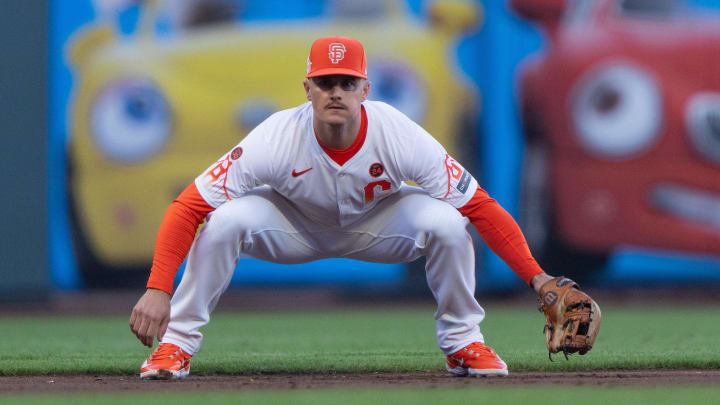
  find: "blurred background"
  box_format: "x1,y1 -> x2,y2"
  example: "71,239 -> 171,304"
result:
3,0 -> 720,303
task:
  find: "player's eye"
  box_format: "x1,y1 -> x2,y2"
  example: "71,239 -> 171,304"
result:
313,77 -> 357,91
313,78 -> 333,90
340,79 -> 357,91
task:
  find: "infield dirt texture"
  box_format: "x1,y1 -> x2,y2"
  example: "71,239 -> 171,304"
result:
1,287 -> 720,402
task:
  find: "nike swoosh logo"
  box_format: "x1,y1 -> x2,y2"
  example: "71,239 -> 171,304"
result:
292,167 -> 313,177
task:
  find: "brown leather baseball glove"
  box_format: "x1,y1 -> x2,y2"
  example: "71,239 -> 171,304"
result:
538,277 -> 601,360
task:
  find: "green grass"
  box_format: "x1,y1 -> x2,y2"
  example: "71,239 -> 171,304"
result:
4,387 -> 720,405
1,305 -> 719,375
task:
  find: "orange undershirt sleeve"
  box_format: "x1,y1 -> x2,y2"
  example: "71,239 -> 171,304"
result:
146,182 -> 215,294
457,187 -> 545,285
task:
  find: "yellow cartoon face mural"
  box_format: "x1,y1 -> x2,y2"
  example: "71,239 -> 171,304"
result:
67,0 -> 481,277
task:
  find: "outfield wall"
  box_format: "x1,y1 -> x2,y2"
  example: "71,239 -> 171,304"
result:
45,0 -> 720,293
0,1 -> 49,301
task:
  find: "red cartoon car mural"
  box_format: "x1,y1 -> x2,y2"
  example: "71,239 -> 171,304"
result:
513,0 -> 720,276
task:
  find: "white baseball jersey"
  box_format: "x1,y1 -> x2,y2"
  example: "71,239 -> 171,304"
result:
194,100 -> 478,227
164,100 -> 488,356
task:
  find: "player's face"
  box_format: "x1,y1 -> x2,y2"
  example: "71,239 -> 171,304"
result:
304,75 -> 370,125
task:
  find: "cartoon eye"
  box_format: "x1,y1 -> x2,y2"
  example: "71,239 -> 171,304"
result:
367,60 -> 426,122
570,62 -> 662,159
235,100 -> 276,133
686,92 -> 720,165
90,78 -> 172,163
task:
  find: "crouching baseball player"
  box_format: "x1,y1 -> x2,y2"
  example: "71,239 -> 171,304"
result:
129,36 -> 600,380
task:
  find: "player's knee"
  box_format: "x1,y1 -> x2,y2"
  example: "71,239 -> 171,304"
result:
434,213 -> 468,245
417,204 -> 468,246
203,197 -> 266,243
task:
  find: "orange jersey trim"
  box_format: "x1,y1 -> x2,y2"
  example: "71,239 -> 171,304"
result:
457,187 -> 545,285
316,105 -> 368,166
146,182 -> 214,294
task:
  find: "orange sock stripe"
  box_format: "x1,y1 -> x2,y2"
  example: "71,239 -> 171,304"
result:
458,188 -> 544,285
146,183 -> 214,294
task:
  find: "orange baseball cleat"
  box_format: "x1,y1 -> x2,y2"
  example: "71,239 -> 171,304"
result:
140,343 -> 192,380
445,342 -> 508,377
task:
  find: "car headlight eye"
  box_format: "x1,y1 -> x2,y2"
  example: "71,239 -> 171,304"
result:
686,92 -> 720,165
90,78 -> 172,163
591,84 -> 620,114
367,61 -> 426,123
570,62 -> 662,159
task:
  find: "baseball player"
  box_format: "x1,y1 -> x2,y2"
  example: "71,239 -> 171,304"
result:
130,35 -> 554,379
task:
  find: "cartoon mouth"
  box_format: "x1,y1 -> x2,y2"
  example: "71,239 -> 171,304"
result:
650,184 -> 720,232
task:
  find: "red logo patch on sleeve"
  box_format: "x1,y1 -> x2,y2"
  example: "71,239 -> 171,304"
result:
230,147 -> 243,160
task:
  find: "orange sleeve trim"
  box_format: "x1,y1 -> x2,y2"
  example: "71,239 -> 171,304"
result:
458,187 -> 545,285
146,182 -> 214,294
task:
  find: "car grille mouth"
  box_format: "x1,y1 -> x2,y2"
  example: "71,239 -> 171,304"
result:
650,183 -> 720,232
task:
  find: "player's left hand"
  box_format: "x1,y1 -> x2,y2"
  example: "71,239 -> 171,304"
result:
129,288 -> 171,347
537,277 -> 601,360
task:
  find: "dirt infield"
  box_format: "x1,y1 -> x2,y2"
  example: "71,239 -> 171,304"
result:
2,370 -> 720,393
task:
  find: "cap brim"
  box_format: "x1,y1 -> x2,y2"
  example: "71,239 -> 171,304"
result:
306,68 -> 367,79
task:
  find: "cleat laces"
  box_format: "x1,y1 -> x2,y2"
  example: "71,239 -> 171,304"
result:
149,344 -> 189,363
457,343 -> 496,360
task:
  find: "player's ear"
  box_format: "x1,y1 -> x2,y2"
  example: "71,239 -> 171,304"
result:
303,79 -> 312,101
361,79 -> 370,101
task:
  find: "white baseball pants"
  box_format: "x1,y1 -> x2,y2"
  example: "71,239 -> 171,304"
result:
162,185 -> 485,356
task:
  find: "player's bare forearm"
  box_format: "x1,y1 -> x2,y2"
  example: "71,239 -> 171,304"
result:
129,288 -> 171,347
531,273 -> 553,293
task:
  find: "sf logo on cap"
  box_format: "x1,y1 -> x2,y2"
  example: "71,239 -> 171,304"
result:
328,43 -> 346,64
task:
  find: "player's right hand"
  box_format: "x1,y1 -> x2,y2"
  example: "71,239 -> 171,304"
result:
129,288 -> 171,347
